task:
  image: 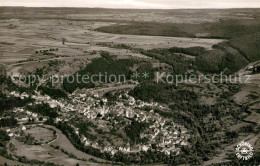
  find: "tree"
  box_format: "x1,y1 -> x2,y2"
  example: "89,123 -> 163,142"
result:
62,38 -> 67,45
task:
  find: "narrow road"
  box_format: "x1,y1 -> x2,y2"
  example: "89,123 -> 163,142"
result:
236,60 -> 260,76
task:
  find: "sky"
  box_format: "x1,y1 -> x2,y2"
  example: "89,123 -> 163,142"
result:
1,0 -> 260,9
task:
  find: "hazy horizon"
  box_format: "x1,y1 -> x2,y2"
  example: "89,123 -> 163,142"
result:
1,0 -> 260,9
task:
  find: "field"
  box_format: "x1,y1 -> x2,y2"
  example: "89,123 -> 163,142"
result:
0,8 -> 258,76
0,18 -> 225,77
24,126 -> 55,143
0,7 -> 260,166
1,8 -> 259,76
7,125 -> 106,166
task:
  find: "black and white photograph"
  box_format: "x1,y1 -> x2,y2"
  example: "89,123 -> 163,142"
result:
0,0 -> 259,165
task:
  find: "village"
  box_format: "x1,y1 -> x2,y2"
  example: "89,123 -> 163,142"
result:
5,86 -> 190,157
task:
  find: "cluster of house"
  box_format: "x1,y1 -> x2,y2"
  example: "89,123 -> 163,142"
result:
13,108 -> 41,122
7,89 -> 189,156
114,96 -> 189,155
9,91 -> 61,108
65,91 -> 190,156
78,132 -> 132,155
139,115 -> 189,155
9,91 -> 29,99
8,91 -> 56,122
5,125 -> 27,138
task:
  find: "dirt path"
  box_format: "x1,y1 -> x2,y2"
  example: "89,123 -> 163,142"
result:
88,84 -> 136,96
5,55 -> 95,76
236,60 -> 260,76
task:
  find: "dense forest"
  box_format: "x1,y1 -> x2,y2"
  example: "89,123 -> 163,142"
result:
63,52 -> 135,93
